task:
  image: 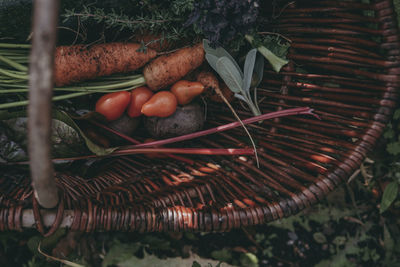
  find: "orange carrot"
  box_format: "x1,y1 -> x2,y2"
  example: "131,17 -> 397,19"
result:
54,43 -> 156,86
143,43 -> 205,91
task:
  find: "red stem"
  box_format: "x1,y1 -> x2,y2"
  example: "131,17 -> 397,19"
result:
115,148 -> 254,156
127,107 -> 317,149
50,148 -> 254,162
90,119 -> 194,165
90,120 -> 141,144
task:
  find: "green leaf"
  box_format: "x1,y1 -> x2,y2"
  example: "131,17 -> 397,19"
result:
393,109 -> 400,120
243,49 -> 257,92
257,45 -> 288,73
27,236 -> 43,256
211,248 -> 232,262
252,53 -> 264,89
141,235 -> 171,251
203,39 -> 243,78
313,232 -> 327,244
205,54 -> 219,73
384,223 -> 395,260
380,181 -> 399,213
245,35 -> 288,73
384,127 -> 395,139
1,115 -> 86,161
0,109 -> 116,160
234,93 -> 247,102
239,253 -> 258,267
192,261 -> 202,267
0,126 -> 28,162
50,119 -> 87,158
113,251 -> 230,267
215,57 -> 243,93
53,110 -> 117,156
102,240 -> 141,267
387,142 -> 400,156
26,229 -> 66,257
332,236 -> 347,246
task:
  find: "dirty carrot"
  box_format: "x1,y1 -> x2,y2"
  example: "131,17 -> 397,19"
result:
54,43 -> 157,86
143,43 -> 205,91
196,71 -> 234,103
0,42 -> 204,109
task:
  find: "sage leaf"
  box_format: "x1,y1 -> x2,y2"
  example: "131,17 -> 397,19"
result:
243,48 -> 257,93
216,57 -> 243,93
252,53 -> 264,88
203,39 -> 243,78
234,93 -> 247,102
205,53 -> 219,73
380,181 -> 398,213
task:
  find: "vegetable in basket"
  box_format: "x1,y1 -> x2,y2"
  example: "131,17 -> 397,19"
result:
170,80 -> 205,106
141,91 -> 178,118
0,42 -> 205,109
145,102 -> 205,138
95,91 -> 131,121
127,86 -> 154,118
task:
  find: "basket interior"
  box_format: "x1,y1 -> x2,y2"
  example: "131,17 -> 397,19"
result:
0,0 -> 399,234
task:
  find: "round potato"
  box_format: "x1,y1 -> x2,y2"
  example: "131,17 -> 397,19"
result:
144,102 -> 204,138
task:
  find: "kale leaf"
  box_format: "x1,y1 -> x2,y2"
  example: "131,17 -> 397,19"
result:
185,0 -> 260,46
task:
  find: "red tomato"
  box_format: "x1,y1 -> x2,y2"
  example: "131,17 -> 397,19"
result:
127,86 -> 154,117
95,91 -> 131,121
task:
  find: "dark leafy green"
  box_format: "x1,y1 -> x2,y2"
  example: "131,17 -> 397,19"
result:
184,0 -> 260,46
53,110 -> 117,156
0,126 -> 27,163
380,182 -> 399,213
0,115 -> 86,161
0,110 -> 117,164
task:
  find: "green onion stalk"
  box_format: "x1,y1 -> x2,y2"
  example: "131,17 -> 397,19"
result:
0,43 -> 146,110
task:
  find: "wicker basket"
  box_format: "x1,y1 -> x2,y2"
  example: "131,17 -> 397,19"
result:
1,0 -> 399,235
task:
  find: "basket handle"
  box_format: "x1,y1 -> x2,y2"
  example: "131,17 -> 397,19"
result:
28,0 -> 60,209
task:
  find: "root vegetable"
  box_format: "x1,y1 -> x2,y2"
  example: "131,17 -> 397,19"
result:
54,43 -> 157,86
170,80 -> 205,105
196,71 -> 234,103
127,86 -> 154,117
143,43 -> 205,91
141,91 -> 177,117
95,91 -> 131,121
106,114 -> 140,143
145,102 -> 204,138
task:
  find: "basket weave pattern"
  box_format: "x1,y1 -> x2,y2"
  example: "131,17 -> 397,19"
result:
0,0 -> 399,235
